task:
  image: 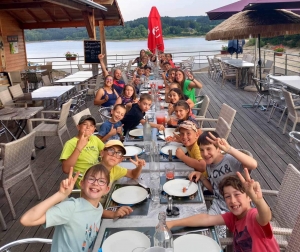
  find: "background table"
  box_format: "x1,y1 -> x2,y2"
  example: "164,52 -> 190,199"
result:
0,107 -> 43,140
269,75 -> 300,92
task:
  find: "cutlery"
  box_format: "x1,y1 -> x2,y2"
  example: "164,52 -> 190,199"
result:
182,180 -> 193,193
163,129 -> 166,141
173,228 -> 209,236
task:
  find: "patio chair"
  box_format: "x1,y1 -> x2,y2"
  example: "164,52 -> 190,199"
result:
0,89 -> 27,107
23,72 -> 42,92
0,238 -> 52,252
261,60 -> 273,79
192,95 -> 210,122
220,164 -> 300,251
267,87 -> 287,126
0,131 -> 41,219
8,84 -> 33,103
289,131 -> 300,158
206,56 -> 215,79
201,116 -> 231,139
98,106 -> 112,123
252,77 -> 270,112
195,103 -> 236,131
219,61 -> 238,88
72,108 -> 102,132
41,75 -> 53,86
8,71 -> 24,88
77,64 -> 84,71
27,99 -> 72,148
282,88 -> 300,142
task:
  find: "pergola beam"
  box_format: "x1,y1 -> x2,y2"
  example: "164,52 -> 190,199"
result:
60,7 -> 73,21
43,0 -> 89,11
43,8 -> 56,22
82,10 -> 95,38
21,19 -> 121,29
26,9 -> 42,23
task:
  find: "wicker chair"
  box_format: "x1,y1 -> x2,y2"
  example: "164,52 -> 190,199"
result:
0,89 -> 27,107
282,88 -> 300,142
220,164 -> 300,251
197,116 -> 231,139
192,95 -> 210,124
0,131 -> 41,219
195,103 -> 236,133
27,99 -> 72,148
72,108 -> 102,134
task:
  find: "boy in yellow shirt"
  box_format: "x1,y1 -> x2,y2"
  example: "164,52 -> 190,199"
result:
175,120 -> 206,172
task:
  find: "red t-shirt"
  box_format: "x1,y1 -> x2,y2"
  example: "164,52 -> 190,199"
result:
169,60 -> 175,68
222,208 -> 280,252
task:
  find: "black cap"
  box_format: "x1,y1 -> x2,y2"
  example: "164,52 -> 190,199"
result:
78,115 -> 96,125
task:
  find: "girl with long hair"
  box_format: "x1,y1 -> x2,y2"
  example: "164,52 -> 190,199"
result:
94,75 -> 119,107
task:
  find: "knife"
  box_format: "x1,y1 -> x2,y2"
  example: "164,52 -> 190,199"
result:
163,129 -> 166,141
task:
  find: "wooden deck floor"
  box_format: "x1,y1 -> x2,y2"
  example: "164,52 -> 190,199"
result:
0,73 -> 299,251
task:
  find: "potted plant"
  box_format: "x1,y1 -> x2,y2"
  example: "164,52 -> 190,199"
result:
273,44 -> 285,56
220,45 -> 228,54
65,52 -> 78,60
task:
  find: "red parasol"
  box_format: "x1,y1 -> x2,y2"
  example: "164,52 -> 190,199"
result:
147,6 -> 164,54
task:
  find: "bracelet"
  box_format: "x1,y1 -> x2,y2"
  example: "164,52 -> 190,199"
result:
75,147 -> 82,153
226,146 -> 232,154
191,78 -> 194,81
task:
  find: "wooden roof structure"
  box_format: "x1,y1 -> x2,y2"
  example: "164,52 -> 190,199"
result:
0,0 -> 124,38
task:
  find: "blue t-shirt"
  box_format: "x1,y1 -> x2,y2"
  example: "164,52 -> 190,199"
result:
98,120 -> 122,141
121,103 -> 145,135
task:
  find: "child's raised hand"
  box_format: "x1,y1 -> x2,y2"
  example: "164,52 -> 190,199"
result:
77,129 -> 90,150
98,54 -> 105,60
237,168 -> 263,202
206,132 -> 231,153
116,124 -> 123,134
108,125 -> 117,136
59,167 -> 80,196
130,155 -> 146,168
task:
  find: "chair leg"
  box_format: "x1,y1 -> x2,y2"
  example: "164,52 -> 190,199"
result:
283,117 -> 288,134
43,136 -> 47,147
267,105 -> 275,122
30,173 -> 41,200
277,107 -> 286,128
58,135 -> 64,148
254,96 -> 263,112
4,188 -> 16,219
0,210 -> 7,231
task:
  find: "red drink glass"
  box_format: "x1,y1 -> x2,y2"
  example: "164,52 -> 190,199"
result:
165,164 -> 175,180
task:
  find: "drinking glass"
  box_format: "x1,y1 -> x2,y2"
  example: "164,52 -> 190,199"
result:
150,177 -> 161,202
165,164 -> 175,180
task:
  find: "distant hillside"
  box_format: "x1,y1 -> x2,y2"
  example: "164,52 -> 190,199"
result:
24,15 -> 222,42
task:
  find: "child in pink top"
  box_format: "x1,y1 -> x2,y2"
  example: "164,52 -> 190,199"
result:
167,168 -> 279,252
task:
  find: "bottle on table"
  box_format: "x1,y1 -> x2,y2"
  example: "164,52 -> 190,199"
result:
153,212 -> 174,252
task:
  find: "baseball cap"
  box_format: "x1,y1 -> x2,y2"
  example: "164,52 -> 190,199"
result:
178,120 -> 198,132
78,115 -> 96,126
104,140 -> 126,155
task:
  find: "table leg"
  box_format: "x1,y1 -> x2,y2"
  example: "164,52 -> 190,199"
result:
0,121 -> 17,140
14,120 -> 27,139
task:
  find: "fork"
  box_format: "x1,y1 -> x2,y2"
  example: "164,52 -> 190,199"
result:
173,228 -> 209,236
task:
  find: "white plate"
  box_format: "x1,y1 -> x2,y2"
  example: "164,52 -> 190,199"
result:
174,234 -> 221,252
159,95 -> 165,100
159,90 -> 166,94
129,129 -> 143,137
140,90 -> 149,94
161,145 -> 187,156
163,179 -> 198,197
112,186 -> 148,204
102,230 -> 151,252
159,128 -> 176,135
124,146 -> 143,157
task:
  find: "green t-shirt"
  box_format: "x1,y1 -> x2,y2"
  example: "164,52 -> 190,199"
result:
60,135 -> 104,187
183,79 -> 196,103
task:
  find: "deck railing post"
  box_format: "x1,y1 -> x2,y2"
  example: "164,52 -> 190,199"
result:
273,53 -> 276,74
285,54 -> 288,75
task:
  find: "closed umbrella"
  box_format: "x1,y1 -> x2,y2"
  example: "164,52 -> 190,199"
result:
228,39 -> 245,57
147,6 -> 164,54
206,9 -> 300,90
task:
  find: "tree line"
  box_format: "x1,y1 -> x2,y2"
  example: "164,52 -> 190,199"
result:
24,16 -> 222,41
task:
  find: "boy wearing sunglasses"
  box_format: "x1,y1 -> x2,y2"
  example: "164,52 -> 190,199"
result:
100,140 -> 145,184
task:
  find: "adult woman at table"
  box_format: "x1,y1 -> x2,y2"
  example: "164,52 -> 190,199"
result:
94,75 -> 119,107
175,69 -> 203,109
132,49 -> 146,66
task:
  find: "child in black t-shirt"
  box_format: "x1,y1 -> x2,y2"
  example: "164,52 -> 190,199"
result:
121,93 -> 164,135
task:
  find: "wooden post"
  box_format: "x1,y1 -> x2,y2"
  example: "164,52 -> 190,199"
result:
99,20 -> 107,66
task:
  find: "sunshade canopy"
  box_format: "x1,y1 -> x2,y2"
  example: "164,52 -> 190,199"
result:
206,9 -> 300,40
148,6 -> 164,54
207,0 -> 300,20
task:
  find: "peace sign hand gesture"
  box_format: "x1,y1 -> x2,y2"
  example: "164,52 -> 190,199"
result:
130,155 -> 146,169
59,167 -> 80,197
206,132 -> 231,153
237,168 -> 263,203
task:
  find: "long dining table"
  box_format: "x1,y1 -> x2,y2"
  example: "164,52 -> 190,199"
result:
92,80 -> 221,252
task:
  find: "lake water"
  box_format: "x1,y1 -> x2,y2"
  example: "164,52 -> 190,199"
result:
26,37 -> 225,58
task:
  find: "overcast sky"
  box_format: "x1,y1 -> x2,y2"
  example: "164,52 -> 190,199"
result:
117,0 -> 237,21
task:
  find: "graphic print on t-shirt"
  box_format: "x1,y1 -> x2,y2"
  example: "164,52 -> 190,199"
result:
234,226 -> 252,252
82,223 -> 99,252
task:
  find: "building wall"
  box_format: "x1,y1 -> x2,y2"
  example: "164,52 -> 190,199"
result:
0,12 -> 27,72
